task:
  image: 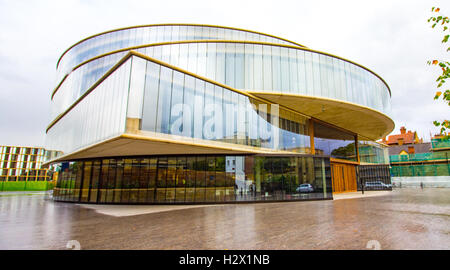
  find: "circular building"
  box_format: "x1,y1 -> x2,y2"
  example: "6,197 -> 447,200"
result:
46,24 -> 394,204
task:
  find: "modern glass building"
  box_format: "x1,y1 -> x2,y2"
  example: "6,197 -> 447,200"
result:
46,24 -> 393,204
0,146 -> 50,182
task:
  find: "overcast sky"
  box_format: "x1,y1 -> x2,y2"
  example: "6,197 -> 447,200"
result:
0,0 -> 449,148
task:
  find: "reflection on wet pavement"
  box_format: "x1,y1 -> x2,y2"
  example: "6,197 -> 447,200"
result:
0,189 -> 449,250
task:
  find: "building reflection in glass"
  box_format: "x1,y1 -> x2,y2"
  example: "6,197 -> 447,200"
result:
53,154 -> 332,204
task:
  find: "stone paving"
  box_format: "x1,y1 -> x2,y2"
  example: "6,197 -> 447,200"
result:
0,189 -> 449,250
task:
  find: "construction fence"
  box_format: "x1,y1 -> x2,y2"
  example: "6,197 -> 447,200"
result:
389,151 -> 450,177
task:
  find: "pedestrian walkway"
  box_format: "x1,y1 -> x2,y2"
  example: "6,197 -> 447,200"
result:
333,190 -> 392,200
1,188 -> 449,249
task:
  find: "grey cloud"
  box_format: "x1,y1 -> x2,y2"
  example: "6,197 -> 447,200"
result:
0,0 -> 449,147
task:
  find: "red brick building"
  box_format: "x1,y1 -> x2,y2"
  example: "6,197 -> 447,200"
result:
381,126 -> 424,155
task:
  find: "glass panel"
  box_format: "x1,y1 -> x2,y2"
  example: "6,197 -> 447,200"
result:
80,161 -> 91,202
203,83 -> 215,140
106,159 -> 116,203
222,89 -> 234,144
304,52 -> 314,96
175,157 -> 186,202
215,156 -> 226,202
194,156 -> 206,202
185,156 -> 196,202
214,85 -> 224,141
73,162 -> 83,202
161,42 -> 171,63
193,79 -> 205,139
225,43 -> 235,87
146,158 -> 157,202
225,156 -> 236,201
121,159 -> 132,203
156,157 -> 168,202
244,44 -> 254,90
235,43 -> 245,89
280,47 -> 290,92
253,45 -> 263,90
205,156 -> 216,202
142,62 -> 161,132
187,43 -> 198,74
262,45 -> 272,90
155,67 -> 173,134
314,121 -> 357,161
98,159 -> 109,203
183,76 -> 195,138
89,160 -> 101,203
114,159 -> 124,203
216,43 -> 226,84
197,43 -> 207,77
178,43 -> 189,70
312,53 -> 322,97
169,71 -> 185,136
319,54 -> 330,98
206,42 -> 217,81
166,157 -> 177,202
271,46 -> 281,91
129,158 -> 141,203
138,159 -> 149,203
169,44 -> 180,67
358,140 -> 389,164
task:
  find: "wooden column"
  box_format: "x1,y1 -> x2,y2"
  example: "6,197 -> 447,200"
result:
355,135 -> 360,163
309,120 -> 315,154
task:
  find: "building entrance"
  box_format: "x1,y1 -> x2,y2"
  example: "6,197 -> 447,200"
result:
331,162 -> 357,193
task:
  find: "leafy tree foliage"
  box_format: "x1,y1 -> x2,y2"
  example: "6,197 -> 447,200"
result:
428,7 -> 449,134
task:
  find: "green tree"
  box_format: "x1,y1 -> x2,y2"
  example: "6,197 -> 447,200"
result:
330,143 -> 355,159
427,7 -> 449,135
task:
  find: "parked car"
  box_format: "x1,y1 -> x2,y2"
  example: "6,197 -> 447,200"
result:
364,181 -> 392,189
296,183 -> 314,193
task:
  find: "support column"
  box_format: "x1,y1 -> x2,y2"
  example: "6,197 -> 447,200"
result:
355,135 -> 360,163
309,120 -> 315,154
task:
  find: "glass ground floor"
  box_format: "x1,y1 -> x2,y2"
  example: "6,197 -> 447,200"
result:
53,154 -> 333,204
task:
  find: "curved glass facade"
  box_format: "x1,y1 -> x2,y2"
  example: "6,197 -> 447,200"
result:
47,24 -> 392,204
51,44 -> 391,124
56,24 -> 302,84
47,58 -> 131,154
51,42 -> 391,121
47,56 -> 311,156
53,154 -> 332,204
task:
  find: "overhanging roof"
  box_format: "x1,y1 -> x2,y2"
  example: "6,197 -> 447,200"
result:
249,92 -> 394,141
44,132 -> 299,164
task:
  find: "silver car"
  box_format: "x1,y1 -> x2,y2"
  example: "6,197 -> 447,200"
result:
296,183 -> 314,193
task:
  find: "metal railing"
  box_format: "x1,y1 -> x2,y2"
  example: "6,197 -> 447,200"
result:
389,152 -> 449,163
389,150 -> 450,177
357,164 -> 392,191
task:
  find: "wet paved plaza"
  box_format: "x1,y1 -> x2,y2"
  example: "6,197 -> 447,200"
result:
0,188 -> 449,250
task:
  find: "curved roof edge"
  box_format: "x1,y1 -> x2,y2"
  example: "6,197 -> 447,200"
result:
51,40 -> 391,100
249,91 -> 395,140
56,23 -> 307,68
